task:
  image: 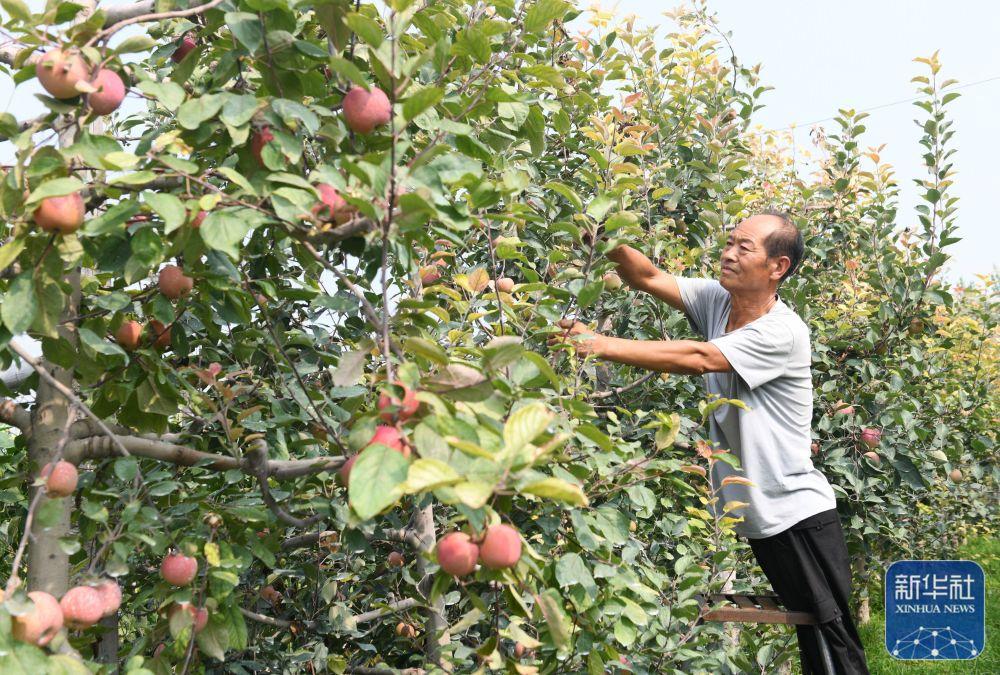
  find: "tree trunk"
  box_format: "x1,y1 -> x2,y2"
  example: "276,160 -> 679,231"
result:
409,500 -> 444,667
95,614 -> 120,669
27,272 -> 81,595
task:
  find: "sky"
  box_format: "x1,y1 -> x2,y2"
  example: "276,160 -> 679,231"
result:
602,0 -> 999,282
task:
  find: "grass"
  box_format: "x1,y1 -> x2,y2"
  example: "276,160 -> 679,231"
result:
856,535 -> 998,674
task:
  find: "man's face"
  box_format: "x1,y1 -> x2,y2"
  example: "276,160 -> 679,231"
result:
718,216 -> 785,293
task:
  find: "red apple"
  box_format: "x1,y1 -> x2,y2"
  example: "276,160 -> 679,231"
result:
478,524 -> 522,569
171,36 -> 197,63
312,183 -> 353,224
833,400 -> 855,416
12,591 -> 63,646
158,264 -> 193,300
33,192 -> 85,234
436,532 -> 479,577
603,272 -> 623,290
190,210 -> 207,228
387,551 -> 404,568
115,320 -> 143,351
168,602 -> 208,633
251,126 -> 274,166
342,86 -> 392,134
367,425 -> 410,458
811,441 -> 820,456
862,451 -> 881,465
949,469 -> 963,483
148,320 -> 171,350
60,585 -> 104,628
419,265 -> 441,286
93,579 -> 122,618
377,381 -> 420,423
860,428 -> 881,448
87,69 -> 126,115
160,552 -> 197,586
338,454 -> 358,488
42,460 -> 78,497
36,48 -> 89,99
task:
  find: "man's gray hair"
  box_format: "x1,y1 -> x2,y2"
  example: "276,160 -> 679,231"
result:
758,209 -> 804,282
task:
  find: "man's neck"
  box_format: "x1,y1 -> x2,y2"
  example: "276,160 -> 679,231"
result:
727,289 -> 779,332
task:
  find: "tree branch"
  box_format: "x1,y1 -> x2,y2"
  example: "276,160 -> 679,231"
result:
591,371 -> 658,400
352,597 -> 420,624
245,440 -> 325,528
88,0 -> 224,47
64,433 -> 346,480
0,398 -> 31,431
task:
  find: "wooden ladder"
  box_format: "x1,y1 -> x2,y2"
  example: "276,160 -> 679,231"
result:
698,593 -> 836,675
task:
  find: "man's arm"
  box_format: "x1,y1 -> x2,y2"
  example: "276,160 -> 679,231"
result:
596,335 -> 732,375
607,245 -> 685,312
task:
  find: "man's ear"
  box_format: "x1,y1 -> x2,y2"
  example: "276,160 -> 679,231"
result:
770,255 -> 791,281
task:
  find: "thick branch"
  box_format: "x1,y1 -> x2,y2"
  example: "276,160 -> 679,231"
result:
0,398 -> 31,431
352,597 -> 420,625
291,216 -> 376,246
64,434 -> 346,479
246,440 -> 325,528
591,371 -> 658,400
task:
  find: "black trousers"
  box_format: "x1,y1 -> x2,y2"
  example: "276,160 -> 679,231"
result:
748,509 -> 870,675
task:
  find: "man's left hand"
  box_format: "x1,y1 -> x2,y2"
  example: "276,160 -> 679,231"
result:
547,318 -> 604,357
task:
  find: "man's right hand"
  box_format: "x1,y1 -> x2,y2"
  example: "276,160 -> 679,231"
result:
606,245 -> 686,312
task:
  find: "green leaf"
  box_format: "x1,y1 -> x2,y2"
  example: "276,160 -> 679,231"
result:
402,86 -> 442,121
503,402 -> 553,455
84,199 -> 140,236
345,12 -> 383,47
226,11 -> 264,53
35,498 -> 64,529
535,588 -> 573,650
195,615 -> 230,660
544,181 -> 583,211
115,35 -> 156,54
0,237 -> 26,272
136,80 -> 186,111
555,552 -> 597,597
402,337 -> 448,365
405,458 -> 461,492
524,0 -> 569,34
328,56 -> 369,89
78,327 -> 127,359
586,193 -> 616,222
25,177 -> 84,206
521,477 -> 588,506
177,94 -> 224,130
144,191 -> 186,233
348,444 -> 409,520
220,94 -> 261,128
2,273 -> 37,334
450,480 -> 494,508
201,208 -> 264,260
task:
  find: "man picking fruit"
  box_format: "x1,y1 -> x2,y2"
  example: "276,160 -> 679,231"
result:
548,211 -> 869,675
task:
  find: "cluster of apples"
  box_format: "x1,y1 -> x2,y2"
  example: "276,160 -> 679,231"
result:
35,48 -> 126,115
112,264 -> 192,353
10,579 -> 122,646
159,551 -> 208,633
338,380 -> 420,487
435,524 -> 522,577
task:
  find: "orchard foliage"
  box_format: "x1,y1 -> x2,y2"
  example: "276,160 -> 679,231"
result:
0,0 -> 994,673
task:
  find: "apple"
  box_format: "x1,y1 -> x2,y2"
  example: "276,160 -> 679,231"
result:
863,451 -> 881,465
860,428 -> 881,448
908,318 -> 925,336
811,441 -> 820,456
603,272 -> 623,290
949,469 -> 963,484
419,265 -> 441,286
158,264 -> 193,300
367,425 -> 410,458
436,532 -> 479,577
36,49 -> 89,99
260,585 -> 282,605
496,277 -> 515,293
342,86 -> 392,134
514,642 -> 526,658
377,381 -> 420,423
12,591 -> 63,646
312,183 -> 353,224
60,585 -> 104,629
33,192 -> 85,234
190,210 -> 207,228
87,69 -> 126,115
169,602 -> 208,633
115,320 -> 143,351
478,524 -> 522,569
171,35 -> 197,63
251,126 -> 275,166
148,320 -> 171,350
337,454 -> 358,488
395,621 -> 416,638
93,579 -> 122,618
387,551 -> 404,568
160,551 -> 198,586
833,400 -> 855,416
42,460 -> 78,497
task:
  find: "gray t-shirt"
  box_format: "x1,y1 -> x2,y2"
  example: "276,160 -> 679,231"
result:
675,277 -> 835,539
